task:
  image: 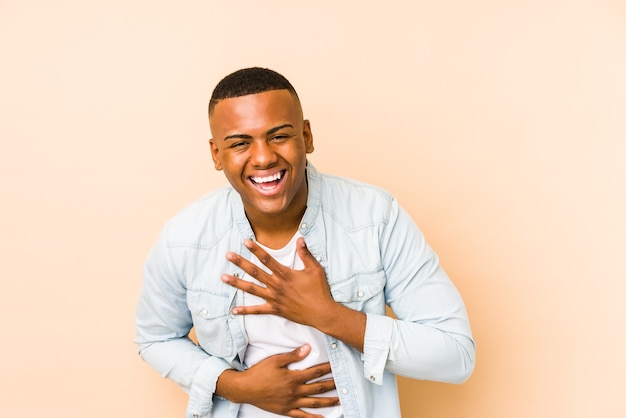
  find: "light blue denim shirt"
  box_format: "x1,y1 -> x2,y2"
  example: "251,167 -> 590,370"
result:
135,163 -> 475,418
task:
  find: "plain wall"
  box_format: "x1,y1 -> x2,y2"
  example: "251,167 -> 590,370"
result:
1,0 -> 625,417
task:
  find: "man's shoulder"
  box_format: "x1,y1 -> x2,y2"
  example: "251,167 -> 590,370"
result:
318,171 -> 393,201
162,186 -> 237,243
315,171 -> 395,223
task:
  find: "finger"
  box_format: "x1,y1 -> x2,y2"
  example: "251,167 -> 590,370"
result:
295,237 -> 321,269
230,303 -> 274,315
220,273 -> 269,299
292,361 -> 333,383
225,252 -> 275,287
288,394 -> 341,416
220,272 -> 277,315
244,239 -> 290,278
296,395 -> 341,409
299,379 -> 337,397
287,410 -> 325,418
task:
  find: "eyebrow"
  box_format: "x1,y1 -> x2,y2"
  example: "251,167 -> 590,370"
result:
224,124 -> 294,141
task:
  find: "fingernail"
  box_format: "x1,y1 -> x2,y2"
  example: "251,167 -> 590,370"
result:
243,239 -> 253,249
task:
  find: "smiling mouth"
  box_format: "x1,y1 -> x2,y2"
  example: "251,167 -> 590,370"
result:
249,170 -> 286,190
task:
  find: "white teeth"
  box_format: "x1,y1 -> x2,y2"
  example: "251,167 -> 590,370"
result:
251,171 -> 283,184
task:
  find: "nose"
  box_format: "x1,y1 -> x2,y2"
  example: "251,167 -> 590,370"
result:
249,139 -> 278,168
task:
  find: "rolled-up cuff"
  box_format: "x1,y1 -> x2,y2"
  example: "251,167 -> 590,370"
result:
186,357 -> 233,418
362,313 -> 393,386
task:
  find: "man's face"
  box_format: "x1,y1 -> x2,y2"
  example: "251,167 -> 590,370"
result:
209,89 -> 314,221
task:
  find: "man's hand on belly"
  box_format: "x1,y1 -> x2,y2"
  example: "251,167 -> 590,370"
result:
215,344 -> 339,417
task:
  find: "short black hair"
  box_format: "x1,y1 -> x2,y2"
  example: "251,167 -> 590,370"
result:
208,67 -> 300,115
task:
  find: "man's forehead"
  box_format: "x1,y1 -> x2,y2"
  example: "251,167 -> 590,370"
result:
210,90 -> 302,125
209,90 -> 303,136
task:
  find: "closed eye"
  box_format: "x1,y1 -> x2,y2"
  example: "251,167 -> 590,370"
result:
270,134 -> 292,142
229,141 -> 249,149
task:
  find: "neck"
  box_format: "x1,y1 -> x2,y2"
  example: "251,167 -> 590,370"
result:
247,207 -> 305,249
245,187 -> 308,249
253,222 -> 301,250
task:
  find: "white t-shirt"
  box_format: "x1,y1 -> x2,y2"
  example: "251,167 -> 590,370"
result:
237,233 -> 342,418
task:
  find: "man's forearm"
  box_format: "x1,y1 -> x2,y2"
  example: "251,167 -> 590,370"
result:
314,302 -> 366,353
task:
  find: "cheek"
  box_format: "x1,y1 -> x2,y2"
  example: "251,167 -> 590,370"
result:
220,170 -> 247,193
220,160 -> 246,182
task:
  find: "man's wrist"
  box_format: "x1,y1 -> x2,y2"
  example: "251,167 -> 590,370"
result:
316,301 -> 366,352
214,369 -> 243,403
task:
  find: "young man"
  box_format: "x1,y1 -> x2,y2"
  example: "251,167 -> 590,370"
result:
135,68 -> 475,418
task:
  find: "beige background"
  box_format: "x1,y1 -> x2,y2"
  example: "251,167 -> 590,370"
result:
1,0 -> 625,417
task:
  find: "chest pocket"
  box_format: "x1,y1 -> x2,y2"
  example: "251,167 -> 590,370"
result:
187,290 -> 235,358
329,270 -> 386,315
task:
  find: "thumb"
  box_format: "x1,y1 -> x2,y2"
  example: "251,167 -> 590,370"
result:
297,343 -> 312,357
280,343 -> 311,367
296,237 -> 318,267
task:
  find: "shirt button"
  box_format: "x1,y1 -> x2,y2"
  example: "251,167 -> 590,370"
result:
315,255 -> 322,262
201,309 -> 208,316
341,388 -> 349,395
369,375 -> 376,382
193,415 -> 199,418
300,223 -> 307,229
331,343 -> 337,349
233,273 -> 239,278
357,291 -> 365,298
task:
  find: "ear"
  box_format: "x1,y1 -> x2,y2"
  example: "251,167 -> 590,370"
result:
303,120 -> 314,154
209,139 -> 223,171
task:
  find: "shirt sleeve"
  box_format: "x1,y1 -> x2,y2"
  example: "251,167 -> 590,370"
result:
134,224 -> 232,418
362,198 -> 476,384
